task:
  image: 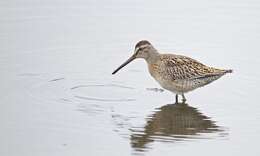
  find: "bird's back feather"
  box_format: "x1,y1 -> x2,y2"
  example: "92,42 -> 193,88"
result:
148,54 -> 232,92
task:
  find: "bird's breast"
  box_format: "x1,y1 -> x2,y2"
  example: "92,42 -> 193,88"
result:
148,63 -> 160,78
147,63 -> 186,93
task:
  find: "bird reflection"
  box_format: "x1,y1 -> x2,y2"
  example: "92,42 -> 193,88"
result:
130,103 -> 223,151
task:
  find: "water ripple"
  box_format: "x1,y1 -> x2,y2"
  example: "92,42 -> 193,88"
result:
71,83 -> 136,102
74,95 -> 135,102
49,78 -> 65,82
71,83 -> 134,90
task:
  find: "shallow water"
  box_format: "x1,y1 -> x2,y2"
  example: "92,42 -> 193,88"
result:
1,0 -> 260,155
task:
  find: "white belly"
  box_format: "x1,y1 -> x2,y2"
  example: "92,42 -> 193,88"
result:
156,78 -> 194,94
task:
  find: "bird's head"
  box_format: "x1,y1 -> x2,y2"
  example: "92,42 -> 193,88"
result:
134,40 -> 153,59
112,40 -> 155,74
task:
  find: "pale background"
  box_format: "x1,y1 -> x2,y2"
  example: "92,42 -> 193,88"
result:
1,0 -> 260,155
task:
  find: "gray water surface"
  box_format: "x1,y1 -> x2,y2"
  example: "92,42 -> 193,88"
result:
1,0 -> 260,155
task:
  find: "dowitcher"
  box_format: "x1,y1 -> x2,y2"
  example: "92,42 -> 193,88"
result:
112,40 -> 232,103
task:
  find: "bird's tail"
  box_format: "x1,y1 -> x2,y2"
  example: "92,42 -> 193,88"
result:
224,69 -> 233,74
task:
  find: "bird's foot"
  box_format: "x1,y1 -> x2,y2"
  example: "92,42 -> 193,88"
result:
181,94 -> 186,103
175,94 -> 179,104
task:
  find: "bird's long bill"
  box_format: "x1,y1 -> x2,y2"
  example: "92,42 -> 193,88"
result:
112,54 -> 136,74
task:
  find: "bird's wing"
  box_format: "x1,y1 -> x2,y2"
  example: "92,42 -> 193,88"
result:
159,54 -> 227,81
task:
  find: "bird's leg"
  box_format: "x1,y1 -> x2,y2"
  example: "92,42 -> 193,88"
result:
175,94 -> 179,104
181,94 -> 186,103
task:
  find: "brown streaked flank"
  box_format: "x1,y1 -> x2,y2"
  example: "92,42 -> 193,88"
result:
112,40 -> 232,103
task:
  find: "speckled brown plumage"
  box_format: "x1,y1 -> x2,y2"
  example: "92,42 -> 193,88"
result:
148,54 -> 232,94
112,40 -> 232,103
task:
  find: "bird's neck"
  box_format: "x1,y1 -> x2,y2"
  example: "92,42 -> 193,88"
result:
145,49 -> 160,64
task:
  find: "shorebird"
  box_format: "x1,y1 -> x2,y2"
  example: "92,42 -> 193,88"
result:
112,40 -> 232,103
